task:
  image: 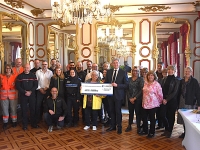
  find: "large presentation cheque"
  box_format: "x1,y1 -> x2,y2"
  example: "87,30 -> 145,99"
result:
81,83 -> 113,95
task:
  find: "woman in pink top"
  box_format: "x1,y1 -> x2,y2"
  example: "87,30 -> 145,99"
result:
142,71 -> 163,138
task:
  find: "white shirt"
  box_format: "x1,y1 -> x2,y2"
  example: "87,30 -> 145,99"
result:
36,69 -> 53,90
85,71 -> 103,81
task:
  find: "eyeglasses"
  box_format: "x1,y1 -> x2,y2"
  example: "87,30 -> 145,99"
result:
42,64 -> 47,65
132,70 -> 139,72
6,68 -> 11,69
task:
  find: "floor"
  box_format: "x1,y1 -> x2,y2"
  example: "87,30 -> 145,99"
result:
0,110 -> 186,150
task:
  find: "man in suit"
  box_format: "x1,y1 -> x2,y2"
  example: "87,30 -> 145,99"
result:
105,58 -> 128,134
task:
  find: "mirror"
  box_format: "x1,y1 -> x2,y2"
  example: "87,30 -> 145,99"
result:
95,18 -> 136,67
153,17 -> 191,74
47,22 -> 77,68
0,12 -> 28,73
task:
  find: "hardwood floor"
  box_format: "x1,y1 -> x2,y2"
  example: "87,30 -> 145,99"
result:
0,114 -> 185,150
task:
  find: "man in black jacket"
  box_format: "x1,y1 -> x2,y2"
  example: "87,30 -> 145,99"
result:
16,64 -> 38,130
44,87 -> 67,132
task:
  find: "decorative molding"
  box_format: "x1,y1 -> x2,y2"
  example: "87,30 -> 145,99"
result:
30,8 -> 44,17
3,22 -> 20,31
68,51 -> 75,62
139,59 -> 151,70
4,0 -> 24,8
138,5 -> 171,12
28,22 -> 34,46
139,46 -> 151,58
192,59 -> 200,76
139,19 -> 151,45
36,23 -> 45,46
81,24 -> 92,46
111,49 -> 116,56
194,17 -> 200,43
36,48 -> 45,58
81,47 -> 92,58
30,48 -> 34,58
194,46 -> 200,57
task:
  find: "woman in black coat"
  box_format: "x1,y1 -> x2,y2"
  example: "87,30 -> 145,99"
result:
177,66 -> 200,138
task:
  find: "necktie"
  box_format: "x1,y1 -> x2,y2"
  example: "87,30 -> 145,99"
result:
112,70 -> 117,83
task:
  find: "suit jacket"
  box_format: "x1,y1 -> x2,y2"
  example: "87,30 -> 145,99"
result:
105,68 -> 128,100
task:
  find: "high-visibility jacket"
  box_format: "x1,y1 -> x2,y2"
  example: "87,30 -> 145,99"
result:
0,74 -> 17,100
12,66 -> 23,76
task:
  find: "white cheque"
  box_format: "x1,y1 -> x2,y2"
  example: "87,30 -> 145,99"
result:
81,83 -> 113,95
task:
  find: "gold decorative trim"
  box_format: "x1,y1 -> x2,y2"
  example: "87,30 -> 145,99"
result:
30,48 -> 34,58
30,8 -> 44,17
153,17 -> 191,70
3,22 -> 20,31
139,46 -> 151,58
81,47 -> 92,58
36,23 -> 45,46
4,0 -> 24,9
138,5 -> 171,12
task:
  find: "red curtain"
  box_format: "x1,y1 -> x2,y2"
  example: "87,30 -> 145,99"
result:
161,41 -> 168,68
180,23 -> 188,67
10,42 -> 22,62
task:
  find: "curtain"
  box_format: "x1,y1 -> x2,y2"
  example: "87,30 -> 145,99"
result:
10,42 -> 22,62
180,23 -> 188,67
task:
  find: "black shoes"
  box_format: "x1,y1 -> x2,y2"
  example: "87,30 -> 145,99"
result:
147,133 -> 155,138
106,127 -> 116,132
125,125 -> 132,132
23,126 -> 27,131
31,124 -> 39,128
161,130 -> 172,138
3,123 -> 8,130
117,128 -> 122,134
179,133 -> 185,138
138,130 -> 148,135
12,122 -> 17,128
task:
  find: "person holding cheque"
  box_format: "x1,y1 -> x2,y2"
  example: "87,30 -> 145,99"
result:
141,71 -> 163,138
82,70 -> 105,131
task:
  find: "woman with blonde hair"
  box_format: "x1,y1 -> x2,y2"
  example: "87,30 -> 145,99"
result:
49,67 -> 65,98
0,64 -> 18,129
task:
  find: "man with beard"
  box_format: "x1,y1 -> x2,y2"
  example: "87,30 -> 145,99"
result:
48,58 -> 57,74
64,62 -> 76,78
30,59 -> 41,74
84,60 -> 92,74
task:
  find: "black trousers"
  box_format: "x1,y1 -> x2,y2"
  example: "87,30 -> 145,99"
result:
160,103 -> 177,132
128,100 -> 135,125
134,100 -> 143,129
67,96 -> 79,124
156,106 -> 163,127
102,97 -> 111,119
142,107 -> 157,134
108,96 -> 122,129
84,106 -> 98,126
44,113 -> 64,127
20,95 -> 36,127
35,90 -> 48,124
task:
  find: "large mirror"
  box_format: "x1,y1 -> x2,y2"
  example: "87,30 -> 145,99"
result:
0,12 -> 28,73
95,18 -> 136,68
153,17 -> 191,75
47,22 -> 77,69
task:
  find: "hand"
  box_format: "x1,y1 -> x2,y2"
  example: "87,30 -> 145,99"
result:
25,91 -> 32,96
40,88 -> 46,94
77,100 -> 80,102
111,83 -> 118,87
49,110 -> 55,115
163,99 -> 167,105
129,97 -> 136,104
44,87 -> 48,91
198,107 -> 200,110
58,116 -> 64,121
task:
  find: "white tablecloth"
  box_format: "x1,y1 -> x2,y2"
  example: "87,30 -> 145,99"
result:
178,109 -> 200,150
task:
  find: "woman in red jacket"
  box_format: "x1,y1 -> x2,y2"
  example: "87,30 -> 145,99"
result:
0,64 -> 18,130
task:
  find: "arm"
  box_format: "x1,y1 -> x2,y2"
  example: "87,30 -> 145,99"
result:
15,75 -> 26,94
30,74 -> 38,92
166,79 -> 180,102
156,82 -> 163,104
76,79 -> 81,101
36,71 -> 41,90
194,79 -> 200,107
115,71 -> 128,89
133,77 -> 144,99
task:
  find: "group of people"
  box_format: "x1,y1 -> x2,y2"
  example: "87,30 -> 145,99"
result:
0,58 -> 200,139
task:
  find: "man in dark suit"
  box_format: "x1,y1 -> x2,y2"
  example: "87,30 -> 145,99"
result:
105,58 -> 128,134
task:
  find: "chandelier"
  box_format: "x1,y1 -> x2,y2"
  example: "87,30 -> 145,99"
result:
97,23 -> 128,52
51,0 -> 111,28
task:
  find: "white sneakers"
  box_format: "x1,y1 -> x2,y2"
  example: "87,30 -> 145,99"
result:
92,126 -> 97,130
83,126 -> 97,130
48,126 -> 53,132
83,126 -> 90,130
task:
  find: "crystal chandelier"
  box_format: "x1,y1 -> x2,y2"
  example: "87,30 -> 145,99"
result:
97,25 -> 128,51
51,0 -> 111,28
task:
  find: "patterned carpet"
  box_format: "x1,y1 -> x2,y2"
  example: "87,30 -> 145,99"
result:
0,113 -> 185,150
